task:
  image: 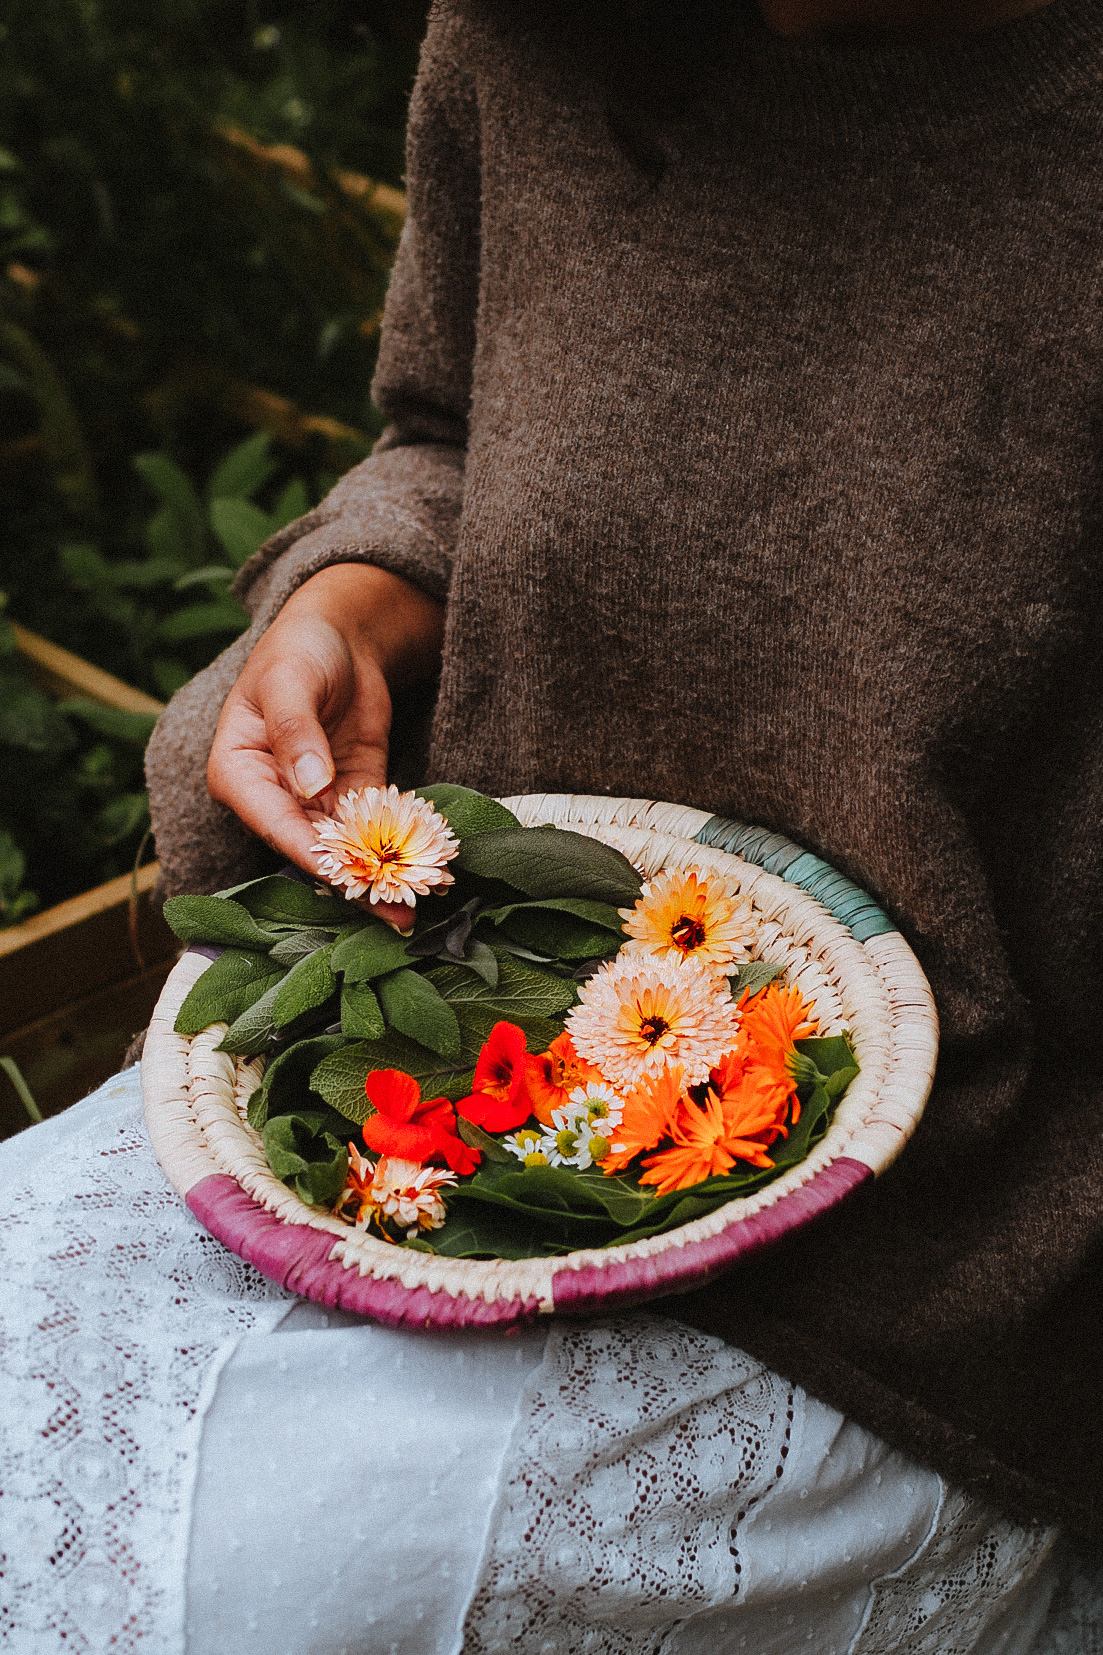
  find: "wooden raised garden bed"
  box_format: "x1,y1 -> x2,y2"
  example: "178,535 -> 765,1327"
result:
0,628 -> 176,1138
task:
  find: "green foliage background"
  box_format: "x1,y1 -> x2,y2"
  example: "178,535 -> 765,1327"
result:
0,0 -> 428,920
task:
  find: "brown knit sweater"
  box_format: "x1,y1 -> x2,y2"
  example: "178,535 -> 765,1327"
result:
145,0 -> 1103,1539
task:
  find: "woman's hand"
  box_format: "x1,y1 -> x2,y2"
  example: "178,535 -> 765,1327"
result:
207,562 -> 445,929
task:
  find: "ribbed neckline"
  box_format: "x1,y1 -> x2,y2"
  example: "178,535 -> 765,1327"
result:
724,0 -> 1103,152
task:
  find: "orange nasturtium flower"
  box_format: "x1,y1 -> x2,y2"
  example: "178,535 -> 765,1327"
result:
361,1068 -> 479,1176
456,1021 -> 533,1133
525,1032 -> 605,1127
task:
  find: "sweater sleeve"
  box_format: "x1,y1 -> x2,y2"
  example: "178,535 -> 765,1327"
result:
144,5 -> 480,898
232,1 -> 481,626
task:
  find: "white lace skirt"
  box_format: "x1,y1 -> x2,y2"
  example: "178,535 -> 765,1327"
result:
1,1068 -> 1099,1655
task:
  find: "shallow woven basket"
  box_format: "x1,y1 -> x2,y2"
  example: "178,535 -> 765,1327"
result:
142,795 -> 938,1329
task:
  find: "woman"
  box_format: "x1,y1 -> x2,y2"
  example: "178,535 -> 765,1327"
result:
4,0 -> 1102,1647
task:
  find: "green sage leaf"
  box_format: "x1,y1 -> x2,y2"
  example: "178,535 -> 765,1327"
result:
730,959 -> 786,999
269,927 -> 341,967
415,784 -> 520,837
174,949 -> 286,1035
340,979 -> 385,1040
426,953 -> 576,1021
376,967 -> 462,1061
218,873 -> 351,929
248,1034 -> 345,1130
271,944 -> 337,1029
218,978 -> 284,1056
261,1111 -> 348,1208
456,826 -> 643,906
330,921 -> 412,982
163,894 -> 277,950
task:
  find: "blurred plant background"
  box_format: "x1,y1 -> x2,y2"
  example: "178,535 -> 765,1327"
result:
0,0 -> 429,922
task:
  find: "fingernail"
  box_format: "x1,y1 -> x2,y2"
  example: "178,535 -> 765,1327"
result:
293,754 -> 331,799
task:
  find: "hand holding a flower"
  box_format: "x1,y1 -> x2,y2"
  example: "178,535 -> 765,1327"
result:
207,562 -> 444,928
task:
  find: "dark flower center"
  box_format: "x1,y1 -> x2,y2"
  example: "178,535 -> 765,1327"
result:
639,1015 -> 670,1046
671,915 -> 706,951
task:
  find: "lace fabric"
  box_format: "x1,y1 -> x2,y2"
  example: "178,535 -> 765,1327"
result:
0,1071 -> 289,1653
459,1318 -> 1069,1655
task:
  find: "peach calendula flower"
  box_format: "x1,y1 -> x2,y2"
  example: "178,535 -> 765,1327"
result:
602,1065 -> 686,1175
619,867 -> 755,975
311,784 -> 458,907
339,1146 -> 456,1238
567,952 -> 741,1090
525,1032 -> 605,1128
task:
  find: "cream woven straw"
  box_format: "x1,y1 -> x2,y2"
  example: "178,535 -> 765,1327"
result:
142,795 -> 938,1328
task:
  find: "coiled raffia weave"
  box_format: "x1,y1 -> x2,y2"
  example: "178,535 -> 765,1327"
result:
142,795 -> 938,1328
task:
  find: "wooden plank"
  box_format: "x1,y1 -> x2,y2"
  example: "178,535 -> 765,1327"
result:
0,961 -> 174,1138
0,863 -> 177,1036
12,621 -> 165,715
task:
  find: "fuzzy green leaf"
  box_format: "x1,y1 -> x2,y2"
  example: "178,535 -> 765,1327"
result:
427,953 -> 576,1021
330,921 -> 412,982
174,949 -> 285,1035
456,826 -> 643,906
271,943 -> 337,1028
415,784 -> 520,838
261,1111 -> 348,1208
340,979 -> 385,1040
489,907 -> 623,961
162,894 -> 278,950
209,496 -> 273,567
248,1034 -> 345,1130
376,967 -> 462,1060
217,978 -> 284,1056
208,431 -> 278,503
220,873 -> 351,929
269,927 -> 339,967
730,960 -> 787,999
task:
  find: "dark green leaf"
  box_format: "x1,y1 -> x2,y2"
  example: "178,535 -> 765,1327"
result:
162,894 -> 278,950
330,920 -> 412,981
426,953 -> 576,1021
455,1117 -> 514,1162
208,431 -> 278,503
272,943 -> 337,1028
158,598 -> 249,641
57,698 -> 159,747
248,1034 -> 345,1129
376,967 -> 462,1060
174,949 -> 286,1035
310,1029 -> 477,1120
309,1041 -> 377,1123
340,979 -> 385,1040
269,928 -> 339,967
220,874 -> 352,929
218,978 -> 284,1056
415,784 -> 520,838
261,1111 -> 348,1208
730,960 -> 787,999
457,938 -> 498,986
489,907 -> 623,961
457,826 -> 643,906
209,497 -> 273,566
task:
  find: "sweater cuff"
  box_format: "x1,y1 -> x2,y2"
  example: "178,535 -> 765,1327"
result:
232,440 -> 463,629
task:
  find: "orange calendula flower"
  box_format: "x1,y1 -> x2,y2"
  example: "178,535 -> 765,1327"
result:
619,867 -> 755,975
601,1065 -> 686,1176
311,783 -> 458,907
735,983 -> 820,1123
707,1050 -> 792,1162
639,1090 -> 740,1194
525,1031 -> 605,1128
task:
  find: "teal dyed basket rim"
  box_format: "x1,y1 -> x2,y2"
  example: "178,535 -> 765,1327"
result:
694,817 -> 896,944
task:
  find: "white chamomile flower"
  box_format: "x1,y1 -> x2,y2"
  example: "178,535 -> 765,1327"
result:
504,1127 -> 549,1168
567,1080 -> 623,1129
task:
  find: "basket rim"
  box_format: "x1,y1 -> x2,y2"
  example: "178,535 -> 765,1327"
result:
141,793 -> 938,1327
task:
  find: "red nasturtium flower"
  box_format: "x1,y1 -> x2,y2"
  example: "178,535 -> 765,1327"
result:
456,1021 -> 533,1132
525,1031 -> 605,1127
361,1068 -> 480,1176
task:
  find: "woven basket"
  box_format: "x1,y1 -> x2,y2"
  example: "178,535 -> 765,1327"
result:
142,794 -> 938,1328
